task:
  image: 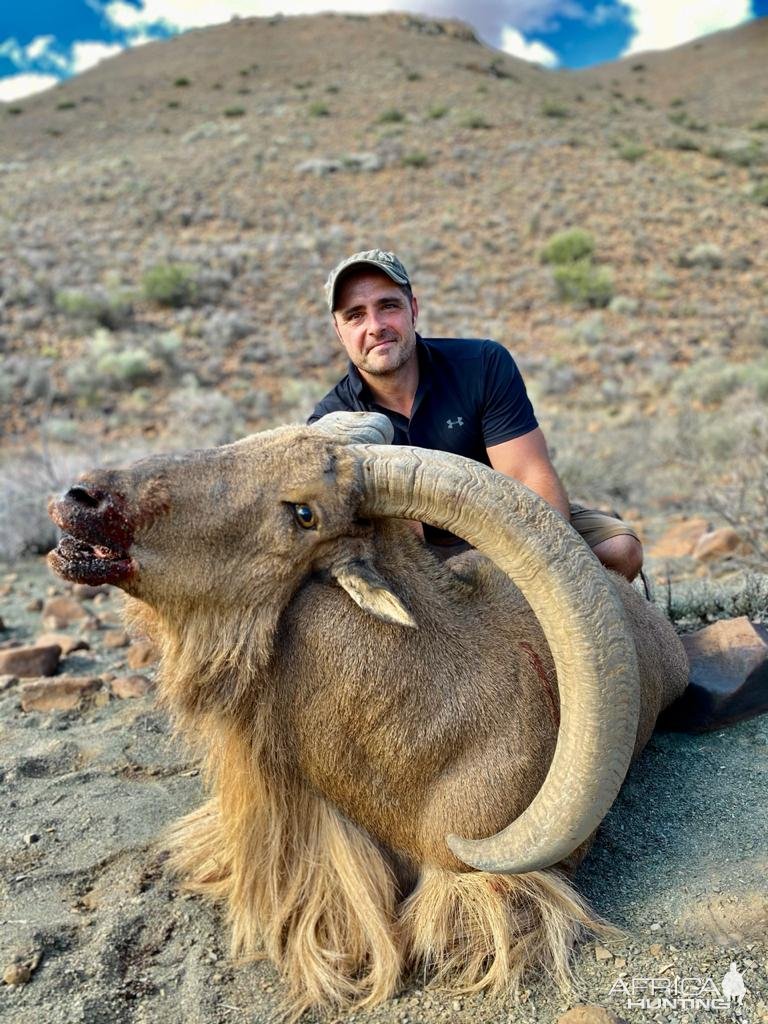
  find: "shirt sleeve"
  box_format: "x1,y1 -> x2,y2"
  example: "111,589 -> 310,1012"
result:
307,388 -> 349,425
480,342 -> 538,448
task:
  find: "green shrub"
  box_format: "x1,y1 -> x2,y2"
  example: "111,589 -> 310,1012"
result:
377,108 -> 405,124
308,101 -> 330,117
167,100 -> 180,109
427,104 -> 448,120
665,134 -> 700,152
406,70 -> 421,81
751,179 -> 768,206
709,141 -> 764,167
174,77 -> 191,87
553,260 -> 614,308
223,106 -> 245,118
142,264 -> 197,307
458,111 -> 490,129
618,141 -> 646,162
402,152 -> 429,168
56,100 -> 77,110
55,288 -> 134,330
541,100 -> 569,118
8,106 -> 23,115
751,119 -> 768,131
540,228 -> 595,265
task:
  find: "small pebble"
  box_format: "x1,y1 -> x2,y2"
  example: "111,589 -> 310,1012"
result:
3,962 -> 31,986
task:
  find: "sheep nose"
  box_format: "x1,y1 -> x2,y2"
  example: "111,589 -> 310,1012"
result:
65,485 -> 104,509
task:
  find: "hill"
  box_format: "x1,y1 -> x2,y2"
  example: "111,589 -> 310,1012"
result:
0,11 -> 767,570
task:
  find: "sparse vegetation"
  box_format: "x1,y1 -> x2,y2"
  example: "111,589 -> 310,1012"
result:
308,101 -> 330,117
55,287 -> 134,330
427,104 -> 448,119
174,77 -> 191,87
458,111 -> 490,129
618,141 -> 647,162
540,228 -> 595,265
552,261 -> 614,308
541,100 -> 569,118
141,263 -> 197,307
665,134 -> 700,152
402,152 -> 429,169
751,179 -> 768,206
56,100 -> 77,111
377,108 -> 405,124
223,105 -> 246,117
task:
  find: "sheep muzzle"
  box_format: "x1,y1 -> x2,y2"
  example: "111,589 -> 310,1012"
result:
48,485 -> 136,586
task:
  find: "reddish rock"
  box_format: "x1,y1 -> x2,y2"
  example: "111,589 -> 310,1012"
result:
0,644 -> 61,678
111,674 -> 153,699
557,1007 -> 627,1024
35,633 -> 90,656
662,617 -> 768,731
692,526 -> 742,561
103,629 -> 130,650
25,598 -> 43,612
127,640 -> 159,669
648,518 -> 708,558
19,675 -> 102,712
41,595 -> 87,623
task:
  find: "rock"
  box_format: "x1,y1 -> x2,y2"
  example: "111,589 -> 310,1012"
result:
42,595 -> 87,623
25,598 -> 43,612
111,674 -> 153,699
648,943 -> 663,956
35,633 -> 90,656
661,617 -> 768,731
23,832 -> 40,845
0,644 -> 61,678
127,640 -> 159,669
72,583 -> 108,600
692,526 -> 742,561
648,517 -> 708,558
557,1006 -> 627,1024
0,615 -> 5,631
103,629 -> 130,649
19,675 -> 102,712
0,675 -> 19,692
3,961 -> 32,986
594,944 -> 614,961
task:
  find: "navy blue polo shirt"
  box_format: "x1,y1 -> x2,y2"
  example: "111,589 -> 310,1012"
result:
308,336 -> 537,463
309,337 -> 538,542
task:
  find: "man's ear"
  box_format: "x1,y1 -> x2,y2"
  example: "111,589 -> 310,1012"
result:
330,559 -> 416,628
410,293 -> 419,326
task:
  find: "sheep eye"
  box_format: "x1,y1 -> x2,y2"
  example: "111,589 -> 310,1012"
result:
293,503 -> 316,529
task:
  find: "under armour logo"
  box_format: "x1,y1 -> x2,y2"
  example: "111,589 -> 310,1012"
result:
446,417 -> 464,429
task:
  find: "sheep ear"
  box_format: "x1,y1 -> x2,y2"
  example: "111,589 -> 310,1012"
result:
331,562 -> 417,628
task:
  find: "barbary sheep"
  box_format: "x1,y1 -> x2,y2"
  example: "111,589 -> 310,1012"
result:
48,411 -> 690,1018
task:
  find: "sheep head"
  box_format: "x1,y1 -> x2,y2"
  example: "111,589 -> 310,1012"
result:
49,412 -> 644,877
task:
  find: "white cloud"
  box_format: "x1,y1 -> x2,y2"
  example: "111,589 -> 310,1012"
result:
70,41 -> 125,73
0,72 -> 59,102
25,35 -> 56,60
500,25 -> 559,66
623,0 -> 752,55
0,37 -> 25,65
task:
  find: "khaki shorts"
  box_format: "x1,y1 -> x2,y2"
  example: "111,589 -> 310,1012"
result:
569,503 -> 640,550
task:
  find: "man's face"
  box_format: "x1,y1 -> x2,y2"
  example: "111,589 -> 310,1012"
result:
332,269 -> 419,378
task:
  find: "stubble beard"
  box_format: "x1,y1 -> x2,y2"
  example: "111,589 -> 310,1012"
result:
358,333 -> 416,377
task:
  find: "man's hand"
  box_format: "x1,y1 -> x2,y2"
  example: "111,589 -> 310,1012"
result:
486,428 -> 571,521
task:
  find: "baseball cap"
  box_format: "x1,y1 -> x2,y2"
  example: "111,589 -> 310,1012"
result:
325,249 -> 411,311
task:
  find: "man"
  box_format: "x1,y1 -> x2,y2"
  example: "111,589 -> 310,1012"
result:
308,249 -> 643,581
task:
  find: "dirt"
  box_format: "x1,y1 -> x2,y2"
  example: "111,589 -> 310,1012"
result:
0,557 -> 766,1023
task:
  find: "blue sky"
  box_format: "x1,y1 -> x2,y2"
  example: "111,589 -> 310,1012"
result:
1,0 -> 765,101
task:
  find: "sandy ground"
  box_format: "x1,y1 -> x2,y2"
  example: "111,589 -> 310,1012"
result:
1,557 -> 767,1024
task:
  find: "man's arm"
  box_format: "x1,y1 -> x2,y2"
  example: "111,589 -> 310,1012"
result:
487,427 -> 571,522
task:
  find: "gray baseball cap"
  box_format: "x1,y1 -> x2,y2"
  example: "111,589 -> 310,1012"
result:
325,249 -> 411,311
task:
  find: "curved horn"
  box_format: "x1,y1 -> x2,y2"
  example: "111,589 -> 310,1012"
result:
312,411 -> 394,446
350,443 -> 640,875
